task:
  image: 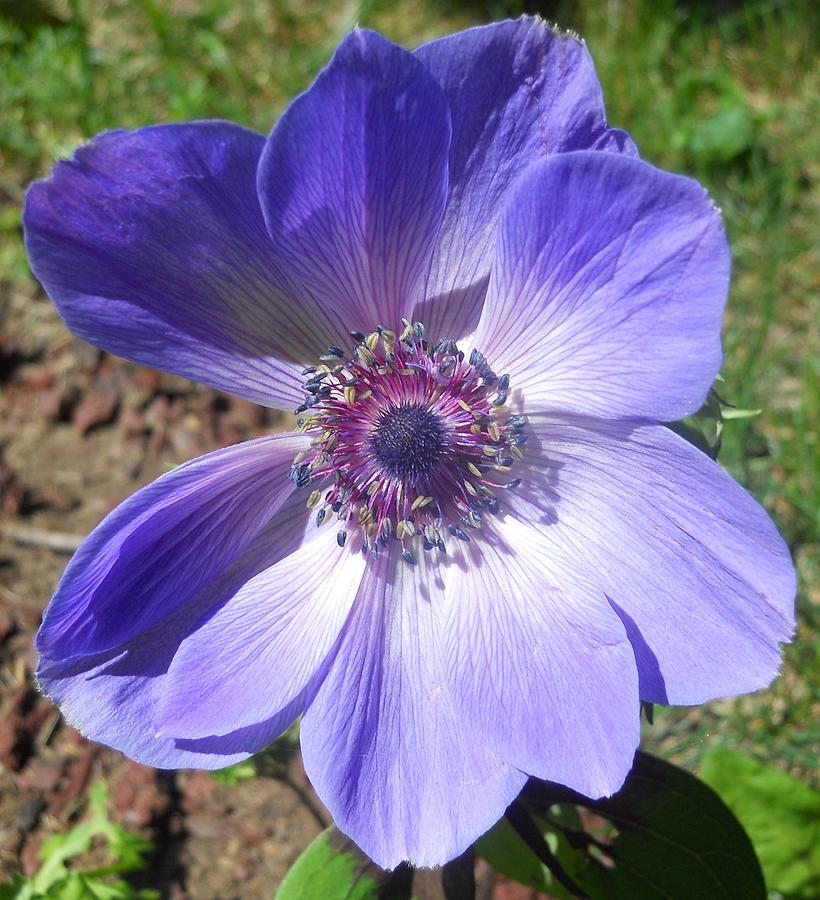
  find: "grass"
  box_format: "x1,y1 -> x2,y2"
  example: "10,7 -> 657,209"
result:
1,0 -> 816,780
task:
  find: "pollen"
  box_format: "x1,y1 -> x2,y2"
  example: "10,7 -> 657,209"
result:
288,322 -> 527,560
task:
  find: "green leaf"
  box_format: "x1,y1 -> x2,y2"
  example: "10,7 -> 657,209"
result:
669,388 -> 724,459
476,808 -> 583,898
720,407 -> 762,421
1,781 -> 157,899
688,103 -> 755,164
0,876 -> 30,900
276,828 -> 395,900
701,747 -> 820,897
209,760 -> 256,786
521,752 -> 767,899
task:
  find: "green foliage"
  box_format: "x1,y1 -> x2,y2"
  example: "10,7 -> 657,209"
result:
279,755 -> 770,899
479,753 -> 766,900
0,782 -> 158,900
208,760 -> 256,786
275,828 -> 388,900
476,805 -> 584,898
701,747 -> 820,897
670,385 -> 761,461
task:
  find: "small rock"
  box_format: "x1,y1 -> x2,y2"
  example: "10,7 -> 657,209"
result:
73,388 -> 119,435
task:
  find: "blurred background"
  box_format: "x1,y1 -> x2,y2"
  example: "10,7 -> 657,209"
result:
0,0 -> 817,896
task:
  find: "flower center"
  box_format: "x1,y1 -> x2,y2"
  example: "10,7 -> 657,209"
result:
289,320 -> 526,564
369,402 -> 446,481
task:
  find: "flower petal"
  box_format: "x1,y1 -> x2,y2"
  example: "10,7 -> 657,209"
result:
36,432 -> 308,660
300,550 -> 526,869
23,122 -> 332,409
510,416 -> 795,704
474,151 -> 730,420
443,514 -> 640,798
38,651 -> 306,769
258,29 -> 450,334
412,17 -> 637,340
36,506 -> 317,769
157,523 -> 366,739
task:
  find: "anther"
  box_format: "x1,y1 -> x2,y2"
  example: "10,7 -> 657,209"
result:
402,548 -> 417,566
289,463 -> 312,488
356,345 -> 376,366
337,530 -> 347,547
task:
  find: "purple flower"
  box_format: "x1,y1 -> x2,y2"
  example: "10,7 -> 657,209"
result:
23,19 -> 795,869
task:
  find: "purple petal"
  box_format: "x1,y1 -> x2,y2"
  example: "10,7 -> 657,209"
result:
300,551 -> 526,869
474,151 -> 730,420
258,30 -> 450,334
36,501 -> 317,769
38,652 -> 306,770
36,432 -> 308,660
443,514 -> 640,798
157,525 -> 366,739
511,416 -> 795,704
23,122 -> 335,409
412,17 -> 637,340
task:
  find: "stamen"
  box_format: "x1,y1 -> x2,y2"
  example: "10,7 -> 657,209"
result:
290,321 -> 527,562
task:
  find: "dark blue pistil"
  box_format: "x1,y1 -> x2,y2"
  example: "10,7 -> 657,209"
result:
370,402 -> 446,481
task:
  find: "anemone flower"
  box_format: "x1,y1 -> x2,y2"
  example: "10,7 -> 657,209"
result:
23,18 -> 795,869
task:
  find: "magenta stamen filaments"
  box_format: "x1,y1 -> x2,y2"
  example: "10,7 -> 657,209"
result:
289,320 -> 527,562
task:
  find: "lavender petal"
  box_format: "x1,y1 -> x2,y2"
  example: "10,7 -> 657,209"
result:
412,17 -> 637,340
474,151 -> 730,421
258,29 -> 450,336
511,415 -> 796,704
